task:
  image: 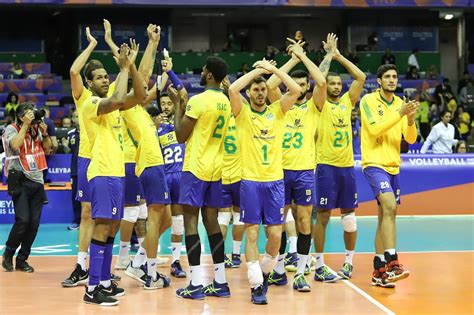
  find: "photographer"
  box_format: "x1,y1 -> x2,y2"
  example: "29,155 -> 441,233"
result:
1,103 -> 51,273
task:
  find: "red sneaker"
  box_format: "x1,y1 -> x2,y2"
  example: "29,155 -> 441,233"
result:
371,268 -> 395,288
386,260 -> 410,282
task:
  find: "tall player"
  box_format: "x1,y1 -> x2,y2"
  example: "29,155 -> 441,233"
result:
228,59 -> 302,304
360,64 -> 418,287
82,43 -> 145,306
174,57 -> 232,300
264,39 -> 327,291
310,35 -> 366,282
62,27 -> 118,287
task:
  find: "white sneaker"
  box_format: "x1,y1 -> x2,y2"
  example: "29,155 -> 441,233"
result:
124,262 -> 146,284
114,257 -> 130,270
156,256 -> 169,265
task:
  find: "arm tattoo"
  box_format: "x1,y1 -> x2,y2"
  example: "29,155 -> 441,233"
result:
319,55 -> 333,77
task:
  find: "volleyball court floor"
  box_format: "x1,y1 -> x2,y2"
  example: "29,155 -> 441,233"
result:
1,215 -> 473,314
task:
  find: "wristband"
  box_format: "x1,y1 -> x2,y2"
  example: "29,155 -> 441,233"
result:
166,70 -> 183,90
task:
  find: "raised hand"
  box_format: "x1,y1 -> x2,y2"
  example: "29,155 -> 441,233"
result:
253,58 -> 277,74
147,24 -> 161,43
85,27 -> 97,46
128,38 -> 140,65
286,38 -> 305,58
400,99 -> 419,117
103,19 -> 112,42
115,43 -> 130,70
322,33 -> 338,56
161,58 -> 173,72
286,39 -> 305,61
220,76 -> 231,92
23,110 -> 34,126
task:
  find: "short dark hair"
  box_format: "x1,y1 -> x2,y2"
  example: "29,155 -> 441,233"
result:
290,70 -> 309,81
440,109 -> 451,118
160,92 -> 170,99
377,64 -> 398,79
6,92 -> 18,104
205,57 -> 228,83
246,76 -> 267,90
83,60 -> 104,81
327,72 -> 341,79
147,106 -> 160,117
15,102 -> 35,124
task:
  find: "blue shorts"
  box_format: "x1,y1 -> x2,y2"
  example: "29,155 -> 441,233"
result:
284,170 -> 315,206
89,176 -> 124,221
315,164 -> 358,210
221,181 -> 241,208
76,157 -> 91,202
240,179 -> 285,225
124,163 -> 143,205
178,171 -> 222,208
139,165 -> 170,205
166,172 -> 182,204
363,166 -> 401,205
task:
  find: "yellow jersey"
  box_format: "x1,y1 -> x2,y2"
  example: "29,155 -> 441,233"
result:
122,105 -> 164,177
183,89 -> 231,181
222,115 -> 241,185
235,101 -> 286,182
282,98 -> 318,170
74,82 -> 115,159
121,108 -> 139,164
316,92 -> 354,167
82,95 -> 124,180
360,90 -> 417,175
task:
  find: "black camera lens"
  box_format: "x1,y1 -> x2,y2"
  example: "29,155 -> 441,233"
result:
33,109 -> 45,121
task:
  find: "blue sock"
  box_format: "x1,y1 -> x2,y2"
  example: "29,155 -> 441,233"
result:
89,239 -> 106,287
100,237 -> 114,284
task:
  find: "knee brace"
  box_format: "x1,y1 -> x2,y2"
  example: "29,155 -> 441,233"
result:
123,206 -> 140,223
286,210 -> 295,223
218,211 -> 232,226
138,203 -> 148,219
232,211 -> 244,226
171,215 -> 184,236
341,213 -> 357,233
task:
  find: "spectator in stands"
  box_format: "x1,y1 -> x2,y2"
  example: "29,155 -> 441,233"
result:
63,110 -> 80,230
457,71 -> 470,94
455,140 -> 468,153
426,64 -> 438,80
42,107 -> 58,154
434,78 -> 454,107
1,103 -> 51,272
293,30 -> 309,52
381,49 -> 396,65
347,49 -> 360,67
10,62 -> 26,79
61,116 -> 72,128
420,110 -> 458,154
408,48 -> 420,71
314,43 -> 326,66
264,45 -> 279,61
416,91 -> 432,140
455,106 -> 471,141
237,63 -> 249,78
351,108 -> 361,155
459,80 -> 474,117
406,66 -> 420,80
367,31 -> 378,50
4,92 -> 19,117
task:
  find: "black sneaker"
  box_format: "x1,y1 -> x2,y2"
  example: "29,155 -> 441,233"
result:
83,286 -> 118,306
2,251 -> 14,272
62,264 -> 88,287
111,273 -> 121,281
15,260 -> 34,273
101,281 -> 125,297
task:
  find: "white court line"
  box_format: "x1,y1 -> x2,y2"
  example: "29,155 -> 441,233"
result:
350,214 -> 474,219
342,279 -> 395,315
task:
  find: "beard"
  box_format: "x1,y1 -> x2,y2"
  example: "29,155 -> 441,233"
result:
328,90 -> 341,98
381,85 -> 396,93
297,93 -> 307,101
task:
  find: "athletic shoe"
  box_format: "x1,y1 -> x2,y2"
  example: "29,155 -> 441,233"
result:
125,262 -> 147,284
176,282 -> 205,300
101,281 -> 125,297
250,285 -> 267,305
156,256 -> 169,265
203,280 -> 231,297
62,264 -> 88,287
262,273 -> 269,294
144,272 -> 171,290
114,257 -> 130,270
224,255 -> 236,268
2,251 -> 14,272
338,263 -> 353,279
314,266 -> 339,283
386,260 -> 410,282
67,223 -> 79,230
83,286 -> 118,306
284,252 -> 298,272
371,268 -> 396,288
170,260 -> 186,278
268,270 -> 288,286
15,260 -> 34,273
109,273 -> 120,282
231,254 -> 241,267
293,273 -> 311,292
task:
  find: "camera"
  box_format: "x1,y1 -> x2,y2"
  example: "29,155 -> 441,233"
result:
33,109 -> 46,123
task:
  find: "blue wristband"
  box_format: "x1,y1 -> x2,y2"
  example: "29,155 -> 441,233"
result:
167,70 -> 183,90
